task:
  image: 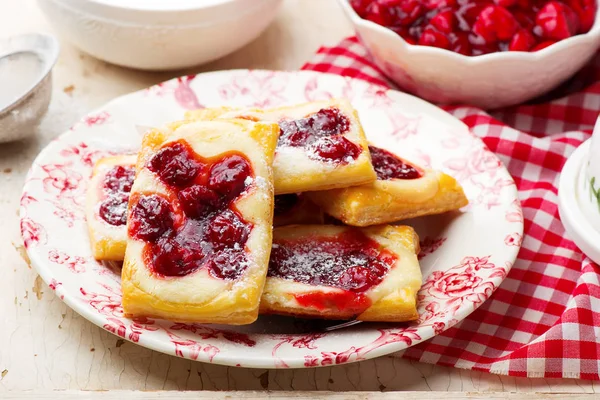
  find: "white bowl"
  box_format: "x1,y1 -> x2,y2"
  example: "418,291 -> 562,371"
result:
582,116 -> 600,228
338,0 -> 600,109
37,0 -> 282,71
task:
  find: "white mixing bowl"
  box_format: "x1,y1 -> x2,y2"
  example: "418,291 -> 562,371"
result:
37,0 -> 283,70
338,0 -> 600,109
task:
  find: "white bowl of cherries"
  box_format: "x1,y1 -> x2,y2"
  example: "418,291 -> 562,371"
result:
339,0 -> 600,108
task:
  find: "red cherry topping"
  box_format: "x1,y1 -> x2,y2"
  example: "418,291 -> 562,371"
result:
98,164 -> 135,226
267,229 -> 397,295
207,250 -> 249,280
311,136 -> 362,164
129,194 -> 174,242
103,165 -> 135,193
208,210 -> 251,250
278,108 -> 350,147
148,141 -> 202,187
369,145 -> 422,180
129,141 -> 255,280
208,155 -> 252,199
99,194 -> 129,226
278,108 -> 360,163
177,185 -> 220,219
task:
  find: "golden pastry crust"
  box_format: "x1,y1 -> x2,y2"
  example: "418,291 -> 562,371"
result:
260,225 -> 422,322
86,154 -> 137,261
122,119 -> 279,324
185,99 -> 377,195
273,194 -> 324,227
306,149 -> 468,226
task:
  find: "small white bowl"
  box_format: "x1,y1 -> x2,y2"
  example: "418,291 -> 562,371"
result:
581,117 -> 600,228
559,114 -> 600,264
338,0 -> 600,109
0,33 -> 59,143
37,0 -> 283,71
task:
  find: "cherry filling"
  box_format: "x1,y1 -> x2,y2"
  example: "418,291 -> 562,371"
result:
128,140 -> 254,279
274,194 -> 301,216
369,145 -> 422,180
351,0 -> 596,56
278,108 -> 361,164
98,164 -> 135,226
268,230 -> 398,312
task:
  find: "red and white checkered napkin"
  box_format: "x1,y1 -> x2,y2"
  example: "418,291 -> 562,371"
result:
303,37 -> 600,379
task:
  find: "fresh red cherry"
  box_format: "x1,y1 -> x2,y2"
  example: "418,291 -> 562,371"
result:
177,185 -> 220,219
419,27 -> 451,49
208,155 -> 252,199
351,0 -> 595,56
494,0 -> 518,7
364,2 -> 392,26
473,5 -> 519,43
350,0 -> 370,17
509,29 -> 537,51
531,40 -> 558,50
391,0 -> 425,27
129,194 -> 174,242
567,0 -> 596,32
424,0 -> 457,10
208,210 -> 250,249
148,141 -> 202,187
450,32 -> 473,55
535,1 -> 580,40
430,10 -> 456,34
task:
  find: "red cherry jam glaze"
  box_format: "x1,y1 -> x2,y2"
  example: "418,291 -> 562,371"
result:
268,229 -> 398,312
369,145 -> 422,180
128,140 -> 254,280
278,108 -> 362,164
99,164 -> 135,226
351,0 -> 596,56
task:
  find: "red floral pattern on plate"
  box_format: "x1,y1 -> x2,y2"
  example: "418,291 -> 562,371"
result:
19,70 -> 521,368
219,70 -> 289,108
21,218 -> 47,248
48,249 -> 87,273
41,164 -> 84,200
83,111 -> 110,127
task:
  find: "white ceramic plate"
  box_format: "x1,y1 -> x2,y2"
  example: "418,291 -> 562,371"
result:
20,70 -> 522,368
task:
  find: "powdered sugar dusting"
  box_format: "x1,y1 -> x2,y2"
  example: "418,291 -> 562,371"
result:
268,230 -> 397,292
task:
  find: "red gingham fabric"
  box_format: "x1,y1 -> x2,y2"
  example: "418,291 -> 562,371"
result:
302,37 -> 600,379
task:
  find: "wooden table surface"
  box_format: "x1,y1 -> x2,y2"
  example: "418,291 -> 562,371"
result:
1,0 -> 599,397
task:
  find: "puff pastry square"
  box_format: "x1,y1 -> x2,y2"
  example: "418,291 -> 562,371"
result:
185,99 -> 377,194
274,194 -> 324,227
122,118 -> 279,324
306,145 -> 469,226
260,224 -> 422,322
86,154 -> 137,261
